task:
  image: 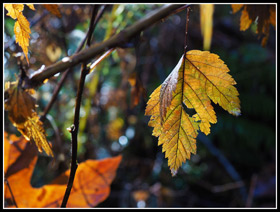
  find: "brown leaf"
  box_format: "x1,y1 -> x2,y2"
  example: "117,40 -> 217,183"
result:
5,81 -> 36,125
5,81 -> 53,156
232,4 -> 276,46
159,56 -> 181,123
43,4 -> 62,18
4,133 -> 122,208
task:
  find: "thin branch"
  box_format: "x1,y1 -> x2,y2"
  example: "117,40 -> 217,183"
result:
60,64 -> 88,208
40,5 -> 106,122
27,4 -> 185,88
87,5 -> 100,47
60,47 -> 114,207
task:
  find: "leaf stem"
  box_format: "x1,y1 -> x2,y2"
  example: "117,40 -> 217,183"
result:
183,6 -> 190,59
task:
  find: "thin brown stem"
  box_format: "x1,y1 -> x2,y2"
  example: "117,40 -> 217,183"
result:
183,6 -> 190,59
87,5 -> 100,47
60,64 -> 89,207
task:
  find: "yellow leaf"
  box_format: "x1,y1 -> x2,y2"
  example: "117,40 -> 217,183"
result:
145,50 -> 240,176
4,4 -> 24,19
26,4 -> 35,10
43,4 -> 62,18
5,80 -> 53,156
20,114 -> 53,157
200,4 -> 214,50
14,12 -> 31,64
4,4 -> 35,63
145,86 -> 162,137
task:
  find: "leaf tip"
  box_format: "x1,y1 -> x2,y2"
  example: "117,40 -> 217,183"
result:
171,168 -> 178,177
231,108 -> 241,116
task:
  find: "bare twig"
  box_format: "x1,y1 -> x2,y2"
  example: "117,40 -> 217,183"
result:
27,4 -> 185,87
60,6 -> 110,207
87,5 -> 100,47
60,64 -> 89,208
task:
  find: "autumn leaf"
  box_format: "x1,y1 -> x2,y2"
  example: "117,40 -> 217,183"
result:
4,4 -> 24,19
232,4 -> 276,46
43,4 -> 62,18
5,80 -> 53,156
26,4 -> 35,10
200,4 -> 214,50
4,132 -> 122,208
4,4 -> 35,63
14,13 -> 31,64
145,50 -> 240,176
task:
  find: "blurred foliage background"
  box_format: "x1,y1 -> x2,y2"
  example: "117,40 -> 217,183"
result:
4,4 -> 275,208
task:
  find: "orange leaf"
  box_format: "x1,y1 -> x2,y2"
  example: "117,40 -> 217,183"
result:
4,133 -> 122,208
145,50 -> 240,176
43,4 -> 62,18
231,4 -> 244,14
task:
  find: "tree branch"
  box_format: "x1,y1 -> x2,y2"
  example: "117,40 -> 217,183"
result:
27,4 -> 185,87
40,5 -> 107,122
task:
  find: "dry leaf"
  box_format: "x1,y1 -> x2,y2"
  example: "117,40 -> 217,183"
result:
232,4 -> 276,46
5,80 -> 53,156
43,4 -> 62,18
4,133 -> 122,208
145,50 -> 240,176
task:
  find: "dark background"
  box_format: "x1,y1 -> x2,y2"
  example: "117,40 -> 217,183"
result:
4,4 -> 276,207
